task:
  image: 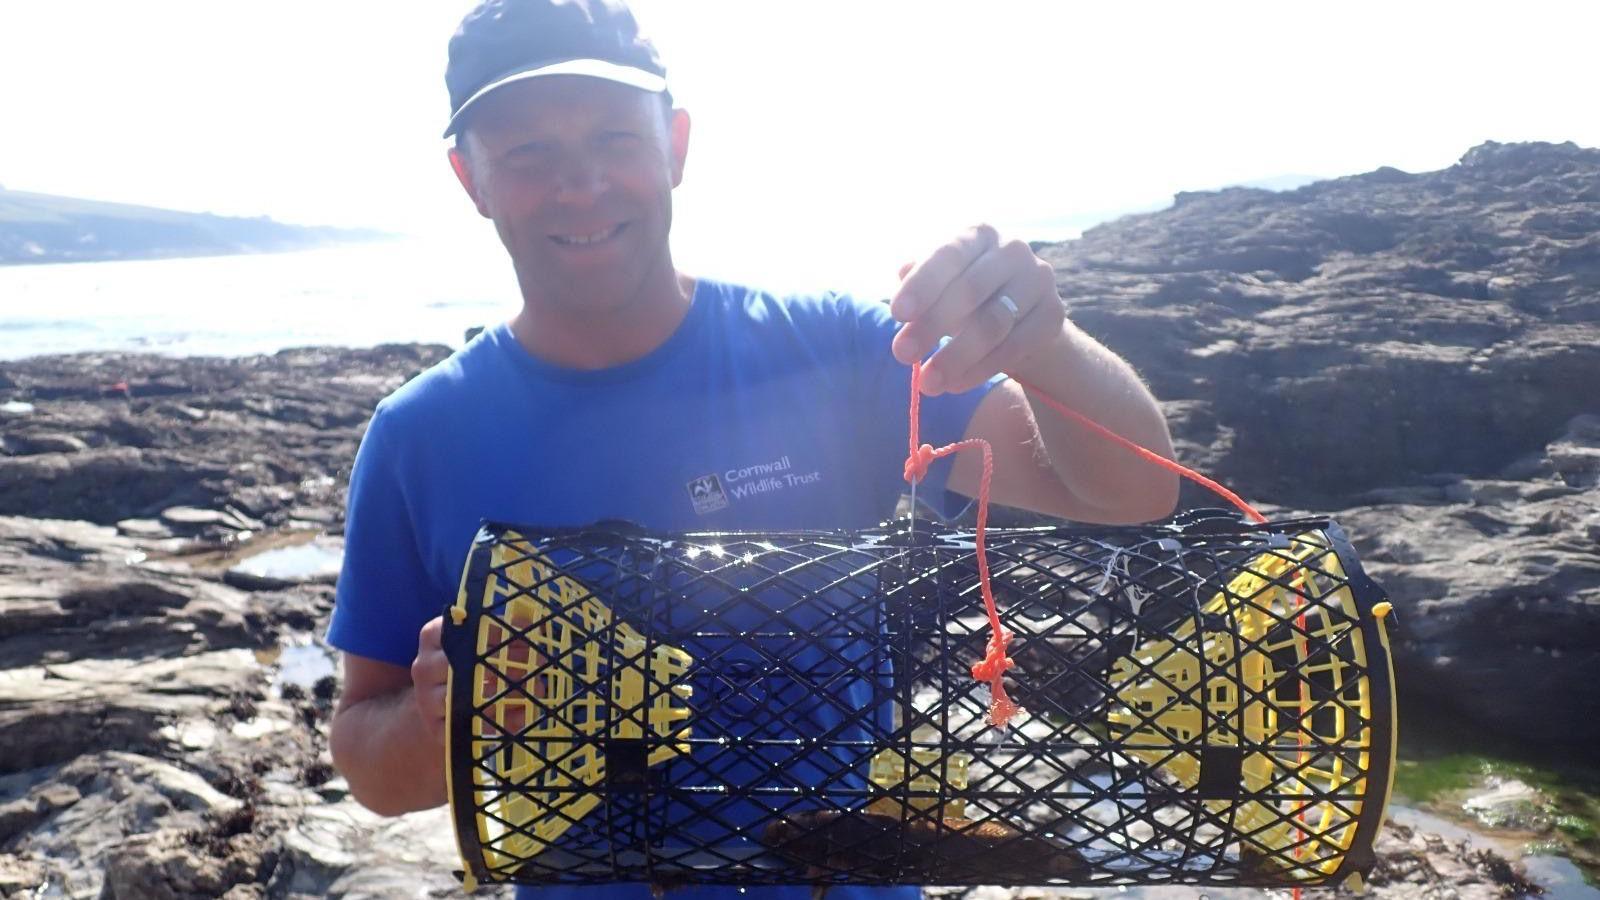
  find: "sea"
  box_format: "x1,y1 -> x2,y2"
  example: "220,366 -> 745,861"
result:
0,234 -> 927,362
0,218 -> 1096,362
0,237 -> 528,361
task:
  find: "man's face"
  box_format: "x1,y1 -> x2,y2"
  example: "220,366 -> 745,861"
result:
451,76 -> 689,315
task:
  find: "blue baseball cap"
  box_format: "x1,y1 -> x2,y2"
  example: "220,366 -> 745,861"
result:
443,0 -> 668,139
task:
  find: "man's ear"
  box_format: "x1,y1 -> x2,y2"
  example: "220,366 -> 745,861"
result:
668,108 -> 691,188
447,144 -> 492,219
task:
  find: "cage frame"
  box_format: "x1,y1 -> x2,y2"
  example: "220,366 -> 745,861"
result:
441,510 -> 1397,892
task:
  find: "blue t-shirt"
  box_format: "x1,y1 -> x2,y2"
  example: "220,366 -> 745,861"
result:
328,278 -> 996,900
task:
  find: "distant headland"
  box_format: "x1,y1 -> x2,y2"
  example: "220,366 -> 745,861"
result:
0,186 -> 392,265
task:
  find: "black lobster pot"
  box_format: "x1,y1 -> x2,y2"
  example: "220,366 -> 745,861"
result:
441,511 -> 1396,892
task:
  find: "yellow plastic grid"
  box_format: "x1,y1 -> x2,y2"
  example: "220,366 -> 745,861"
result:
455,534 -> 692,877
1108,530 -> 1393,881
868,748 -> 972,820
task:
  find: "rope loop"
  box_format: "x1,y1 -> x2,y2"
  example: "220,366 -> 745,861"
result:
902,360 -> 1267,730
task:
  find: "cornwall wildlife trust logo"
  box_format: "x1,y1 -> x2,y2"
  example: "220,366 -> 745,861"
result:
686,473 -> 728,515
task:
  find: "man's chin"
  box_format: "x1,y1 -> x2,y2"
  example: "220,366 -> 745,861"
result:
536,269 -> 646,316
508,238 -> 671,315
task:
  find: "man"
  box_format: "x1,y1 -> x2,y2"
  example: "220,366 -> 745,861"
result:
327,1 -> 1178,898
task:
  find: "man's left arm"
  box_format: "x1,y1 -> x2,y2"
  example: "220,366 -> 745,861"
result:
891,225 -> 1179,524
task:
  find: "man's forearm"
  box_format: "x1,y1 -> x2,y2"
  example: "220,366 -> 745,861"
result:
329,687 -> 448,816
1012,320 -> 1179,520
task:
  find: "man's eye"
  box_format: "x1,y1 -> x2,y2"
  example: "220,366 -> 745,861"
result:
599,131 -> 642,148
506,142 -> 555,163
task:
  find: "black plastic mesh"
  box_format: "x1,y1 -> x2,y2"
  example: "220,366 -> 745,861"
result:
442,510 -> 1395,890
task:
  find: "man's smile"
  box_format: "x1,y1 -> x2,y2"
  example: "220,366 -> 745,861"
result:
550,223 -> 628,247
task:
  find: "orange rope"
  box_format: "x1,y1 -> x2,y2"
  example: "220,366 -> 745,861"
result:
905,364 -> 1021,728
1010,376 -> 1266,524
902,364 -> 1271,730
905,363 -> 1302,893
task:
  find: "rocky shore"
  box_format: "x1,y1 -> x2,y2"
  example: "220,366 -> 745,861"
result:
1038,140 -> 1600,752
3,141 -> 1597,897
0,346 -> 476,898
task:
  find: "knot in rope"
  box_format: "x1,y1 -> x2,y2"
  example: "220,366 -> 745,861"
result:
902,443 -> 936,484
969,631 -> 1015,683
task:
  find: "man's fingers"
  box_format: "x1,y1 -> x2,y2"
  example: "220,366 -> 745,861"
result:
413,618 -> 448,680
944,292 -> 1065,396
890,224 -> 999,323
415,687 -> 448,743
892,242 -> 1019,366
919,273 -> 1032,395
412,647 -> 448,684
418,615 -> 444,652
919,244 -> 1061,394
412,616 -> 450,741
411,660 -> 448,741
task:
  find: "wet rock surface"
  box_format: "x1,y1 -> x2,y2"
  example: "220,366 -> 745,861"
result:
3,142 -> 1595,896
0,345 -> 493,898
0,345 -> 444,528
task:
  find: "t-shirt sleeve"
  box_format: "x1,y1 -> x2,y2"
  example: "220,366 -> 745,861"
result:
848,295 -> 1002,520
326,404 -> 436,668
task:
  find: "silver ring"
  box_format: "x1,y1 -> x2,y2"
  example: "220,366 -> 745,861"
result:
996,294 -> 1020,319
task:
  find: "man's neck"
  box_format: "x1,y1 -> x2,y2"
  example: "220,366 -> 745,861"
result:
508,269 -> 696,371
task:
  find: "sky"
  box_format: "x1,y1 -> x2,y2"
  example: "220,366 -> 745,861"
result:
3,0 -> 1599,295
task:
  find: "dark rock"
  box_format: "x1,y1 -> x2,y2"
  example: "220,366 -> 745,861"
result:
1,432 -> 90,455
0,448 -> 230,524
223,570 -> 296,592
0,796 -> 46,845
1034,141 -> 1600,746
0,344 -> 448,525
0,653 -> 264,773
286,505 -> 338,525
57,579 -> 190,619
161,506 -> 237,529
0,851 -> 49,896
1360,819 -> 1543,899
158,403 -> 209,422
1043,141 -> 1600,507
117,517 -> 175,539
311,676 -> 338,703
0,350 -> 466,895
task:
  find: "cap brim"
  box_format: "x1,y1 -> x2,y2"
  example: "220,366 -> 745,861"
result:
443,58 -> 668,138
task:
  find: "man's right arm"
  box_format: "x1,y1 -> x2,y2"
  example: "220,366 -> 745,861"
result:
329,616 -> 449,816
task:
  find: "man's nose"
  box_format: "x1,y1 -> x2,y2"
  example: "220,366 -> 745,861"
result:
551,151 -> 607,202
